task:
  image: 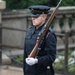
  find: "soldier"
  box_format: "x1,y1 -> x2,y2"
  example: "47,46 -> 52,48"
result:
23,5 -> 57,75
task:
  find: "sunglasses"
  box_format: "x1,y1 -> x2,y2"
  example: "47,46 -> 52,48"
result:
31,14 -> 40,18
32,16 -> 40,18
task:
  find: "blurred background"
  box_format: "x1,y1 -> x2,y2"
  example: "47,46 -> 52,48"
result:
4,0 -> 75,9
0,0 -> 75,75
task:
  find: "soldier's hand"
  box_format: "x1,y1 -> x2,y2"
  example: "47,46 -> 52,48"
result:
25,57 -> 38,66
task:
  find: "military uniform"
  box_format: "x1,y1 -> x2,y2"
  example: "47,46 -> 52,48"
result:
23,5 -> 57,75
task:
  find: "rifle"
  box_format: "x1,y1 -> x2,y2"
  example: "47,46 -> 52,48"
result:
28,0 -> 62,58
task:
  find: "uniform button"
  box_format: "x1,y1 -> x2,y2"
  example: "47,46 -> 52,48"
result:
47,66 -> 50,69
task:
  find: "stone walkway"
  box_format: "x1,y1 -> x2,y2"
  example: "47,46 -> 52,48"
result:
0,66 -> 60,75
0,66 -> 23,75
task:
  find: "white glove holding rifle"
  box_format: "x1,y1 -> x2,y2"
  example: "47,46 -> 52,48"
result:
25,57 -> 38,66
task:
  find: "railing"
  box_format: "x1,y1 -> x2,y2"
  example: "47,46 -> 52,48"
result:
1,6 -> 75,50
56,31 -> 75,74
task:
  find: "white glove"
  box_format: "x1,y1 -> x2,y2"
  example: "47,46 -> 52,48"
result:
25,57 -> 38,66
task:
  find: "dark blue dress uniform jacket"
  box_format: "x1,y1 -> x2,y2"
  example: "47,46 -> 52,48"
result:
23,25 -> 57,75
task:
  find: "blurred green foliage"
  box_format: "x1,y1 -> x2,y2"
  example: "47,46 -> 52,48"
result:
54,49 -> 75,73
4,0 -> 75,10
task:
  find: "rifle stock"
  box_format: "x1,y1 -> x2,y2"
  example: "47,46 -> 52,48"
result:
28,0 -> 62,58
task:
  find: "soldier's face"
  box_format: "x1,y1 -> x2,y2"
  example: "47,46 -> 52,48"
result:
32,14 -> 47,28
